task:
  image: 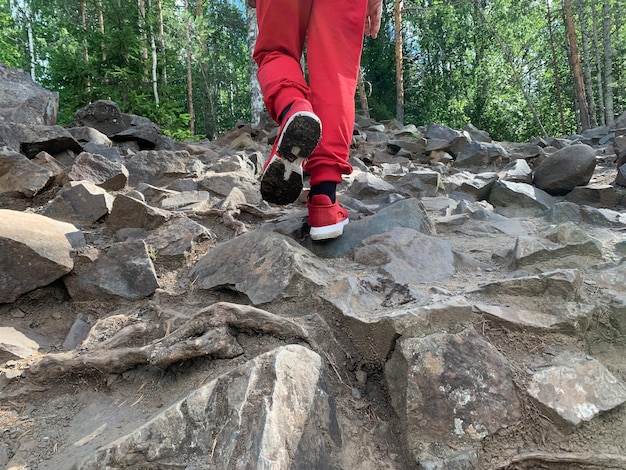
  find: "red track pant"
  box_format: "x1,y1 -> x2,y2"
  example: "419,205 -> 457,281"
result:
253,0 -> 368,186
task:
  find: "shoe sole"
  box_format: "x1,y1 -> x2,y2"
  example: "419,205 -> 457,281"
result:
310,219 -> 349,241
260,112 -> 321,205
276,111 -> 321,162
260,156 -> 304,205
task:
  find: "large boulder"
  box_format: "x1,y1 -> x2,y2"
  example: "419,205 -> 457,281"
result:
533,144 -> 597,195
0,62 -> 59,126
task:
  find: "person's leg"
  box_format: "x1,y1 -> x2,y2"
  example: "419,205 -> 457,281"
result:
253,0 -> 312,123
304,0 -> 368,187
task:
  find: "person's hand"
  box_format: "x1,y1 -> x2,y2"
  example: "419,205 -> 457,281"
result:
365,0 -> 383,39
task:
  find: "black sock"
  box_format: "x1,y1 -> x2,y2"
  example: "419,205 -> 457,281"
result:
278,103 -> 293,123
309,182 -> 337,203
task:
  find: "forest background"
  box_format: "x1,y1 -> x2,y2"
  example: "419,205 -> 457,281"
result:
0,0 -> 624,144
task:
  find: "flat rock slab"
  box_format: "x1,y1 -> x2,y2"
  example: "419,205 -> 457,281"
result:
354,226 -> 455,284
0,210 -> 84,303
76,345 -> 336,470
190,231 -> 332,305
526,350 -> 626,426
303,198 -> 435,258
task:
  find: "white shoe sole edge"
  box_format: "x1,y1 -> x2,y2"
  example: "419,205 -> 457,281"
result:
310,219 -> 349,241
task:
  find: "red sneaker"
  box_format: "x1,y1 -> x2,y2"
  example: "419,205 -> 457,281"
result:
307,194 -> 349,240
260,99 -> 321,205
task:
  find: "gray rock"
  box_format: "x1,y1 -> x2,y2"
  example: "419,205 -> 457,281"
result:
392,169 -> 441,198
70,100 -> 129,137
354,227 -> 455,284
0,210 -> 84,303
61,315 -> 92,350
580,205 -> 626,227
0,63 -> 59,126
82,143 -> 122,162
108,194 -> 171,232
0,123 -> 82,158
499,158 -> 532,183
564,184 -> 620,208
67,126 -> 113,147
0,326 -> 52,359
303,198 -> 435,258
533,144 -> 597,195
197,170 -> 261,204
526,350 -> 626,426
445,171 -> 497,201
473,302 -> 593,335
453,141 -> 508,170
488,180 -> 556,212
142,215 -> 214,257
347,171 -> 398,200
477,269 -> 583,300
63,240 -> 159,301
124,149 -> 203,186
505,235 -> 594,268
190,231 -> 332,305
385,328 -> 521,463
76,345 -> 335,470
43,181 -> 113,223
68,152 -> 129,191
0,146 -> 54,197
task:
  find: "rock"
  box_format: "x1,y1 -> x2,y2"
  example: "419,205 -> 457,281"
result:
0,210 -> 84,303
76,345 -> 335,470
67,152 -> 129,190
43,181 -> 114,223
0,327 -> 50,359
488,180 -> 556,212
303,198 -> 435,258
476,269 -> 583,300
354,227 -> 455,284
0,123 -> 82,158
0,63 -> 59,125
564,184 -> 620,208
453,141 -> 508,170
385,328 -> 521,464
190,231 -> 332,305
108,194 -> 172,232
0,146 -> 54,198
124,150 -> 203,186
70,100 -> 129,137
347,171 -> 399,200
526,350 -> 626,426
63,241 -> 159,300
533,144 -> 597,195
67,126 -> 113,147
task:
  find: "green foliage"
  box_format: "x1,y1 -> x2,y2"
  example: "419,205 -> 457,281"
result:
5,0 -> 625,143
0,0 -> 24,67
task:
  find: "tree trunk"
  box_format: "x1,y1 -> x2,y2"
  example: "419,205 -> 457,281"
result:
81,0 -> 91,91
137,0 -> 150,83
546,0 -> 566,135
601,0 -> 614,125
394,0 -> 404,124
590,2 -> 605,126
563,0 -> 590,130
357,67 -> 370,119
157,0 -> 167,86
184,0 -> 195,135
247,6 -> 263,126
577,1 -> 597,128
196,0 -> 216,138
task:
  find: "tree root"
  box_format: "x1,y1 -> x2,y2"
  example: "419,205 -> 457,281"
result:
492,451 -> 626,469
16,302 -> 308,383
188,203 -> 288,235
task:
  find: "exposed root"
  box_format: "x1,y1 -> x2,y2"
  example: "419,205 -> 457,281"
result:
7,302 -> 308,385
492,451 -> 626,469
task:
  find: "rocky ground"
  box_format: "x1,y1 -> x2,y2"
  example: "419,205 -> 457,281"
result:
2,65 -> 626,469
